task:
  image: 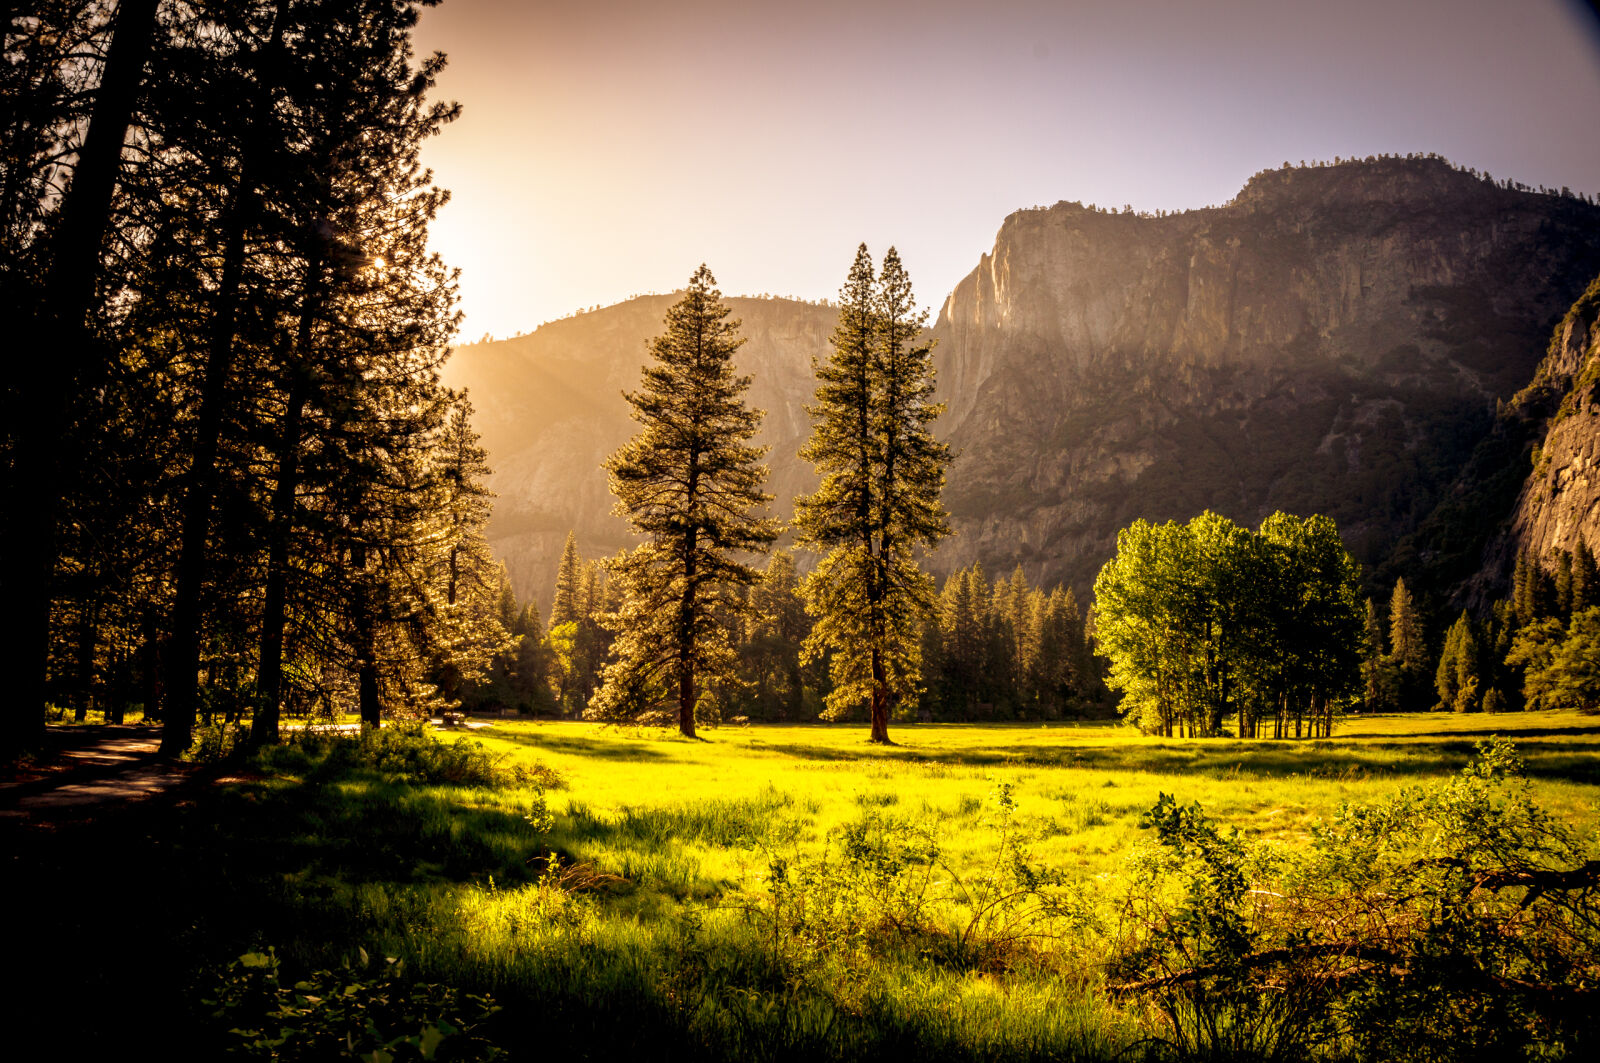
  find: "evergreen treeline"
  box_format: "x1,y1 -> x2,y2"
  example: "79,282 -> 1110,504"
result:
2,1 -> 507,755
465,546 -> 1107,725
1385,542 -> 1600,716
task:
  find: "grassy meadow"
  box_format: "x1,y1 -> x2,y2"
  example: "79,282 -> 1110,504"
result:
16,711 -> 1600,1060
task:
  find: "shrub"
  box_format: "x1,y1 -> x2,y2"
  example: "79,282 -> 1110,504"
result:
1109,738 -> 1600,1061
203,947 -> 502,1060
283,722 -> 561,790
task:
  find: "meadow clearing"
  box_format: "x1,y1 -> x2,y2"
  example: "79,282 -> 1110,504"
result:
14,711 -> 1599,1060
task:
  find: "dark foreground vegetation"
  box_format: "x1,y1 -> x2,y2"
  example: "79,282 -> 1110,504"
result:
10,720 -> 1597,1061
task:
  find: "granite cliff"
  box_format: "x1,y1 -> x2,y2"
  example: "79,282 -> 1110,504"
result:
929,157 -> 1600,592
1508,279 -> 1600,564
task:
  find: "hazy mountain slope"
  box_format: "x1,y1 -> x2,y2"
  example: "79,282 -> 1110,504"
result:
447,158 -> 1600,608
442,295 -> 835,605
928,157 -> 1600,592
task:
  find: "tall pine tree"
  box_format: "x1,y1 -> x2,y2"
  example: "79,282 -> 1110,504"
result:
587,266 -> 778,737
795,244 -> 950,743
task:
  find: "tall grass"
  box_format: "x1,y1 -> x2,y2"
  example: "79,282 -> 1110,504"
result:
16,711 -> 1599,1060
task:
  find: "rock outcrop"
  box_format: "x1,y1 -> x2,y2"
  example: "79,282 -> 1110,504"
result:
929,157 -> 1600,591
1509,278 -> 1600,562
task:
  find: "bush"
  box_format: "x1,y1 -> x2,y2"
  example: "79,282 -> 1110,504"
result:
1109,738 -> 1600,1061
280,722 -> 562,790
203,947 -> 502,1060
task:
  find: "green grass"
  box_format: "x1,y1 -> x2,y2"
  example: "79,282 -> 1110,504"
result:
13,711 -> 1599,1060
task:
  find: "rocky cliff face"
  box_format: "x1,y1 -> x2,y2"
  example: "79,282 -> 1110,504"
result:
929,157 -> 1600,592
441,296 -> 834,606
1508,279 -> 1600,563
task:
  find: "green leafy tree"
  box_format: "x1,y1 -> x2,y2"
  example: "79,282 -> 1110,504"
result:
1512,607 -> 1600,713
795,245 -> 951,743
586,266 -> 778,737
1094,511 -> 1362,738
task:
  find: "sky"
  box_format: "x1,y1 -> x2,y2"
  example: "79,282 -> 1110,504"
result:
411,0 -> 1600,342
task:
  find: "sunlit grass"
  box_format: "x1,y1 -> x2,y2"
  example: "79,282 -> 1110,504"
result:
29,710 -> 1595,1059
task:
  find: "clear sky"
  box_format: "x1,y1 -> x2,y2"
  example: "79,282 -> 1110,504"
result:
411,0 -> 1600,341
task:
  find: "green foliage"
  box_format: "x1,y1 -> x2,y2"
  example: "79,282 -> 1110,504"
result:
1093,511 -> 1364,738
795,245 -> 951,740
1112,738 -> 1600,1061
278,723 -> 561,793
1510,608 -> 1600,713
1434,611 -> 1484,712
925,565 -> 1100,720
204,947 -> 502,1061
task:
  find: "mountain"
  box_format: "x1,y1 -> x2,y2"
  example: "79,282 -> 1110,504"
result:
446,157 -> 1600,608
928,157 -> 1600,593
1508,278 -> 1600,563
441,295 -> 835,606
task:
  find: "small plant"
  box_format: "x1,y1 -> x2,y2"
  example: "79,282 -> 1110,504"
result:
203,946 -> 502,1060
187,719 -> 247,763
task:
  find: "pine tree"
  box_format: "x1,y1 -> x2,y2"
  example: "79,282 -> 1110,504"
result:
1574,539 -> 1598,613
1556,550 -> 1574,617
743,552 -> 809,720
551,531 -> 583,628
1435,612 -> 1469,711
795,245 -> 951,743
1387,578 -> 1428,708
1362,597 -> 1387,712
587,266 -> 778,737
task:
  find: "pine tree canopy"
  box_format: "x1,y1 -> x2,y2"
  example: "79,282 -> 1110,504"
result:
794,244 -> 951,743
588,265 -> 778,737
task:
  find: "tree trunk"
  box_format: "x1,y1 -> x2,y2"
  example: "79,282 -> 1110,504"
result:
679,524 -> 697,738
251,249 -> 323,748
73,604 -> 97,722
1,0 -> 160,759
139,605 -> 163,722
161,6 -> 289,756
869,647 -> 890,743
352,539 -> 381,729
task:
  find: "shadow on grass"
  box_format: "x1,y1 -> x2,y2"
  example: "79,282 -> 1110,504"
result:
754,737 -> 1600,786
1336,724 -> 1600,740
487,730 -> 679,761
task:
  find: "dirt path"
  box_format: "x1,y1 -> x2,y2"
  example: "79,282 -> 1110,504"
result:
0,725 -> 199,819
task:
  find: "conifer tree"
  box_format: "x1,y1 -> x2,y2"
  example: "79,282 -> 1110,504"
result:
1361,597 -> 1387,712
795,245 -> 950,743
1387,578 -> 1429,707
587,266 -> 778,737
1574,539 -> 1597,614
1556,550 -> 1575,617
550,531 -> 583,628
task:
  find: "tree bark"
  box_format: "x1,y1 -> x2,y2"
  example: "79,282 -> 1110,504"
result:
1,0 -> 160,759
352,539 -> 381,729
250,371 -> 310,747
679,524 -> 697,738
